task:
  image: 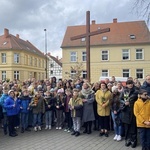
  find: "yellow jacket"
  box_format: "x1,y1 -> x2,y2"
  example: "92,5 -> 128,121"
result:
134,98 -> 150,128
95,89 -> 111,116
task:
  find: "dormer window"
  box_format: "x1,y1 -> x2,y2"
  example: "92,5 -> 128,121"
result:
81,38 -> 86,42
130,35 -> 136,39
102,36 -> 108,41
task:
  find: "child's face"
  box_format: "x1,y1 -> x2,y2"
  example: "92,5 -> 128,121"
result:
65,91 -> 71,96
23,91 -> 29,96
73,91 -> 78,97
3,90 -> 8,94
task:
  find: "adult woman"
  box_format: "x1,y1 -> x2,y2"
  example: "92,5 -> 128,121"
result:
95,82 -> 111,137
81,82 -> 95,134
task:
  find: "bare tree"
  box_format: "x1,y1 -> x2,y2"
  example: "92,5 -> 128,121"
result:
132,0 -> 150,25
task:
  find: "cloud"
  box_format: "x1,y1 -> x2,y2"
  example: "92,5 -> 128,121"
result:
0,0 -> 147,58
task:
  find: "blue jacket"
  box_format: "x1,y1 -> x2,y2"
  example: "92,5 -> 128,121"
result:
20,95 -> 31,113
4,96 -> 20,116
0,93 -> 9,113
141,81 -> 150,96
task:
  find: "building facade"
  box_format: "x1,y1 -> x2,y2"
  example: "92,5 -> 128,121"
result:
0,28 -> 46,81
61,19 -> 150,83
47,53 -> 62,80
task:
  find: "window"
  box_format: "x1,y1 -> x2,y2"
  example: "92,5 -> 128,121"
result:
35,58 -> 37,66
122,49 -> 130,60
24,55 -> 28,65
14,53 -> 20,63
136,49 -> 143,60
14,71 -> 20,80
101,50 -> 109,61
82,71 -> 87,79
102,36 -> 108,41
70,70 -> 76,79
82,51 -> 86,61
2,71 -> 6,80
136,69 -> 143,79
30,57 -> 33,65
101,70 -> 108,77
123,69 -> 129,77
1,53 -> 6,63
50,70 -> 53,75
39,59 -> 41,67
50,63 -> 54,68
130,35 -> 136,39
70,52 -> 77,62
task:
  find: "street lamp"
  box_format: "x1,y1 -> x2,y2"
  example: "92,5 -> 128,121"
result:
44,29 -> 47,79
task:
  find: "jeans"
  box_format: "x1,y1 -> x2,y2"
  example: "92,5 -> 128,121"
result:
33,113 -> 42,127
139,128 -> 150,149
7,115 -> 17,135
21,113 -> 29,129
56,109 -> 63,127
72,117 -> 81,132
111,112 -> 122,135
65,112 -> 72,129
45,111 -> 52,126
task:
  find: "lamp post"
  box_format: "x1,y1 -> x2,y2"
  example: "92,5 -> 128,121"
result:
44,29 -> 47,79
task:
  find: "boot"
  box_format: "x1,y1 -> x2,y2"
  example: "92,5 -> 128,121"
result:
131,140 -> 137,148
125,140 -> 131,147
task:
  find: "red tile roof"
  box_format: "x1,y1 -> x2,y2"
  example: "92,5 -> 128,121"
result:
61,20 -> 150,48
0,28 -> 45,57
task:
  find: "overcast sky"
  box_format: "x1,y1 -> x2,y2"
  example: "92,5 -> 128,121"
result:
0,0 -> 149,58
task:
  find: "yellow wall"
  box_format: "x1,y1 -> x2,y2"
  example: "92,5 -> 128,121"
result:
62,44 -> 150,83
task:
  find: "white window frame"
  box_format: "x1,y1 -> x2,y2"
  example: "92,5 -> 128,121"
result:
136,69 -> 144,79
101,70 -> 109,77
1,53 -> 6,63
122,69 -> 130,77
82,71 -> 87,79
14,71 -> 20,80
34,58 -> 37,66
70,70 -> 76,79
101,50 -> 109,61
82,51 -> 86,62
122,49 -> 130,60
14,53 -> 20,63
2,71 -> 6,80
136,48 -> 144,60
70,52 -> 77,62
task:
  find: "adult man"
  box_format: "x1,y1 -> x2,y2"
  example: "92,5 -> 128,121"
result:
141,75 -> 150,96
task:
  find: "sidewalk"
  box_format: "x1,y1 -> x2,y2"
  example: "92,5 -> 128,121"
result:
0,127 -> 141,150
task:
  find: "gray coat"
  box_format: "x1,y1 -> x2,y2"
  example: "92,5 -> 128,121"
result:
82,92 -> 95,122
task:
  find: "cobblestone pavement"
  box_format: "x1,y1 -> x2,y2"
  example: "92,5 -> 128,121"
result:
0,127 -> 141,150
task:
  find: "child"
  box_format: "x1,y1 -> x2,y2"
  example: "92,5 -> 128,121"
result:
30,91 -> 45,131
20,89 -> 31,133
64,88 -> 73,132
44,91 -> 53,130
0,86 -> 9,135
134,89 -> 150,150
55,88 -> 65,130
69,88 -> 83,137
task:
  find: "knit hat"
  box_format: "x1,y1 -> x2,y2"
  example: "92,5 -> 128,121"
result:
112,86 -> 118,93
8,90 -> 14,95
57,88 -> 64,93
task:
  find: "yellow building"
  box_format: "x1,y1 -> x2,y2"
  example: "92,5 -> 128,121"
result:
61,19 -> 150,83
0,28 -> 46,81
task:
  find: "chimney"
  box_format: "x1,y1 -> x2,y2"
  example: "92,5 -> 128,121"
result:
4,28 -> 9,38
56,56 -> 58,59
48,52 -> 51,56
113,18 -> 117,23
91,20 -> 96,25
16,34 -> 19,39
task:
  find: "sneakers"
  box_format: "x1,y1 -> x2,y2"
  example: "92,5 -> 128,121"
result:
45,125 -> 49,130
49,125 -> 51,130
64,128 -> 68,132
38,126 -> 41,131
56,127 -> 58,130
117,135 -> 122,141
59,127 -> 62,130
34,127 -> 37,132
113,135 -> 118,140
67,129 -> 71,133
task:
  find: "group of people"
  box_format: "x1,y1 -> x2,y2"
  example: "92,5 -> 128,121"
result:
0,75 -> 150,150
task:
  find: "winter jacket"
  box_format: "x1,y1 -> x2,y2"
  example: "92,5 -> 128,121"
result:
44,96 -> 53,111
4,96 -> 20,116
69,97 -> 83,118
95,89 -> 111,116
134,98 -> 150,128
20,95 -> 31,113
54,95 -> 65,110
0,93 -> 9,113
